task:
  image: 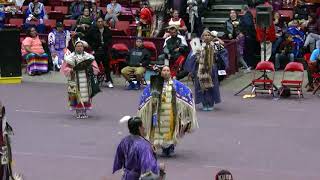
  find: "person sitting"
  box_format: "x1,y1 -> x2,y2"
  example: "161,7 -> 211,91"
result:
306,41 -> 320,92
137,1 -> 153,37
163,10 -> 188,38
21,27 -> 49,76
224,9 -> 240,40
90,3 -> 104,23
121,37 -> 150,90
104,0 -> 121,28
275,34 -> 295,70
287,19 -> 305,57
271,11 -> 287,58
74,8 -> 93,38
48,22 -> 71,71
158,25 -> 188,78
24,0 -> 46,33
302,14 -> 320,53
69,0 -> 85,20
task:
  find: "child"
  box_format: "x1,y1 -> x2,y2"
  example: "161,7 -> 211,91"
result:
275,34 -> 295,70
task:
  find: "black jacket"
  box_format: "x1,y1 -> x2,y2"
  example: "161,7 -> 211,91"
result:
85,26 -> 112,52
239,11 -> 256,38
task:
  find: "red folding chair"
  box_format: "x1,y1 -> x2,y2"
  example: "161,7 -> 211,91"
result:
43,19 -> 57,33
143,41 -> 157,62
63,19 -> 77,30
44,6 -> 52,13
115,21 -> 130,35
53,6 -> 68,14
251,61 -> 276,96
8,18 -> 24,28
280,62 -> 304,98
170,55 -> 186,78
110,43 -> 129,76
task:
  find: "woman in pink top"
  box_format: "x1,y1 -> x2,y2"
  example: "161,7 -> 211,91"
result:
21,27 -> 48,75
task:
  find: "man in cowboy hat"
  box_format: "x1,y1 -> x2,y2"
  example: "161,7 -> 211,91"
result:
158,25 -> 188,78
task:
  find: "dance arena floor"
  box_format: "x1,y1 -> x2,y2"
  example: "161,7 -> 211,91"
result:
0,72 -> 319,180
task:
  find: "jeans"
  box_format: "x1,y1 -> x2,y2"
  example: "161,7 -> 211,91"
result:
105,13 -> 119,28
275,53 -> 294,70
304,33 -> 320,51
272,36 -> 283,56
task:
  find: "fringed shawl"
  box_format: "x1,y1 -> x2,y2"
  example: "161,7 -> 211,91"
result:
197,42 -> 216,91
137,80 -> 198,145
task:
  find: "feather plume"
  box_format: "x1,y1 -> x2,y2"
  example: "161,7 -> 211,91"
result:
119,116 -> 131,124
13,173 -> 24,180
190,37 -> 201,55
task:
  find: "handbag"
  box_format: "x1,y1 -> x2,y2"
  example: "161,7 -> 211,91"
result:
88,67 -> 101,98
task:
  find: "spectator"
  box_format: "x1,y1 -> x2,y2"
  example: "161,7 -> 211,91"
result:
272,0 -> 282,11
137,1 -> 153,37
85,17 -> 114,88
105,0 -> 121,28
287,20 -> 305,57
24,0 -> 46,33
69,0 -> 85,20
293,0 -> 308,20
158,25 -> 188,78
303,14 -> 320,52
306,41 -> 320,92
21,27 -> 49,76
239,5 -> 257,67
215,169 -> 233,180
48,22 -> 71,71
224,9 -> 240,40
91,3 -> 104,23
168,0 -> 187,17
275,34 -> 295,70
0,6 -> 5,30
121,37 -> 150,90
74,8 -> 93,39
163,10 -> 188,38
236,29 -> 251,72
186,0 -> 203,38
272,12 -> 287,57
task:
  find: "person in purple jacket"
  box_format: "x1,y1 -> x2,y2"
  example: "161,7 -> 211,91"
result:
113,116 -> 166,180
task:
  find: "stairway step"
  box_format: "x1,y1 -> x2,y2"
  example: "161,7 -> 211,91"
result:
211,4 -> 244,10
202,17 -> 228,23
213,0 -> 247,5
203,24 -> 225,30
203,11 -> 231,18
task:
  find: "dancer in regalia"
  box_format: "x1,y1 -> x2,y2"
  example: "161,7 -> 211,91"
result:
137,66 -> 198,156
113,116 -> 166,180
61,40 -> 100,119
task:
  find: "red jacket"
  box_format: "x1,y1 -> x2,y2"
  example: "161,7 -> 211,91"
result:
140,7 -> 153,25
256,23 -> 276,42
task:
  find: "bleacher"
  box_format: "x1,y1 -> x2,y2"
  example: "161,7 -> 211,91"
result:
5,0 -> 315,76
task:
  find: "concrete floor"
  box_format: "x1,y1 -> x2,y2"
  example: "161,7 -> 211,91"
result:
0,70 -> 319,180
